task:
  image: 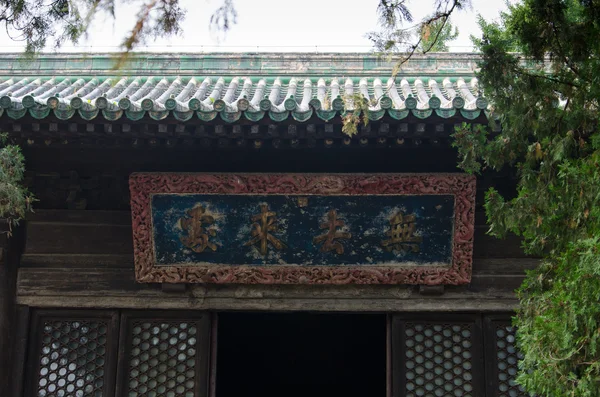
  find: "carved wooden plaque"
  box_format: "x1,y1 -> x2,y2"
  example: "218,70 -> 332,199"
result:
129,173 -> 476,285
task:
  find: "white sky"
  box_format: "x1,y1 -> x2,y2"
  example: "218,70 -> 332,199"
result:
0,0 -> 507,53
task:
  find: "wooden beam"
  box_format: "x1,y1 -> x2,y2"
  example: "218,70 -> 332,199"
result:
16,267 -> 520,312
419,285 -> 445,296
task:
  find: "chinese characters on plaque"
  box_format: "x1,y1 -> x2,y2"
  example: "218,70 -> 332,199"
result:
381,212 -> 423,253
244,203 -> 286,255
179,206 -> 218,253
132,173 -> 476,284
313,209 -> 352,255
161,194 -> 453,266
179,204 -> 420,257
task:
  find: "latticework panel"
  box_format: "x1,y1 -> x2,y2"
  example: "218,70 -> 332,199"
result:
393,316 -> 483,397
404,323 -> 475,397
495,324 -> 525,396
484,319 -> 528,397
28,312 -> 117,397
120,315 -> 209,397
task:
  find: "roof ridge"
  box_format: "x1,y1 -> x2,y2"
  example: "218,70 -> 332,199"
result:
0,53 -> 480,77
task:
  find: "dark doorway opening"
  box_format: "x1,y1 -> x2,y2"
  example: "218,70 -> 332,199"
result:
216,312 -> 386,397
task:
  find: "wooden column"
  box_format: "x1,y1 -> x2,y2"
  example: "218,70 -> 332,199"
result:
0,228 -> 11,393
0,221 -> 24,395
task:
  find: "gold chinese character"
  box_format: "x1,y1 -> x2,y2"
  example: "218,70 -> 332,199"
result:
179,205 -> 217,253
381,212 -> 422,253
244,203 -> 286,256
313,209 -> 352,254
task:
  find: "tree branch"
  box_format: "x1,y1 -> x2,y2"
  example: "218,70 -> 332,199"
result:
391,0 -> 460,77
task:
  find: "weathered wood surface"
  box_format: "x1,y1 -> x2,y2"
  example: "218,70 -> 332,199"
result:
17,272 -> 520,312
0,233 -> 10,394
11,305 -> 29,397
16,209 -> 535,311
0,221 -> 24,396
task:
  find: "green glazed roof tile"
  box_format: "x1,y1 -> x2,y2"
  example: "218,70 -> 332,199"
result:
0,53 -> 486,122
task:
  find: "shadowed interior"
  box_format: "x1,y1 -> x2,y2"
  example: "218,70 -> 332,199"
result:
216,312 -> 387,397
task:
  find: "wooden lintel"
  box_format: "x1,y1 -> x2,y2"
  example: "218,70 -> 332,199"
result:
419,285 -> 445,296
161,283 -> 187,293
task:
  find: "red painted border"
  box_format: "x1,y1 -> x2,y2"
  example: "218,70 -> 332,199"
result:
129,173 -> 476,285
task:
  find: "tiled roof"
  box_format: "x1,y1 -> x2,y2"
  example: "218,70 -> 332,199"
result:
0,53 -> 487,122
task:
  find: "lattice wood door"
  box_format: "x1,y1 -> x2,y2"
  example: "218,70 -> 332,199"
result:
25,310 -> 527,397
24,310 -> 211,397
392,314 -> 486,397
25,310 -> 120,397
115,311 -> 210,397
483,316 -> 528,397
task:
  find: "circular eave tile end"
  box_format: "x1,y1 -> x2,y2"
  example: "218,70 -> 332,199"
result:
379,96 -> 393,110
188,98 -> 201,111
428,96 -> 441,110
284,98 -> 297,111
475,97 -> 488,110
96,97 -> 108,109
405,97 -> 417,110
259,98 -> 272,112
213,99 -> 226,112
141,98 -> 154,111
70,97 -> 83,109
118,98 -> 131,110
452,97 -> 465,109
332,97 -> 344,111
165,98 -> 177,111
237,98 -> 250,112
309,98 -> 321,110
22,95 -> 35,108
0,96 -> 12,109
47,97 -> 59,109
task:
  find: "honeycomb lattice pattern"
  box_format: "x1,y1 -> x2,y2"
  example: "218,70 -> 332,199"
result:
404,323 -> 474,397
126,321 -> 198,397
495,324 -> 526,397
35,320 -> 108,397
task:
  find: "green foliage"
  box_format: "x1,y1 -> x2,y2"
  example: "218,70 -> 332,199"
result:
516,239 -> 600,396
0,0 -> 235,54
367,1 -> 468,55
449,0 -> 600,394
0,133 -> 34,234
353,1 -> 465,136
417,15 -> 458,52
451,123 -> 488,174
341,93 -> 371,137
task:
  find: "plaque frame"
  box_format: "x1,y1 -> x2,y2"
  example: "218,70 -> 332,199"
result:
130,173 -> 476,285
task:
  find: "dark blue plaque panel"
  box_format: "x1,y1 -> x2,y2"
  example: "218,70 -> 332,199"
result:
130,173 -> 476,285
151,194 -> 454,267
